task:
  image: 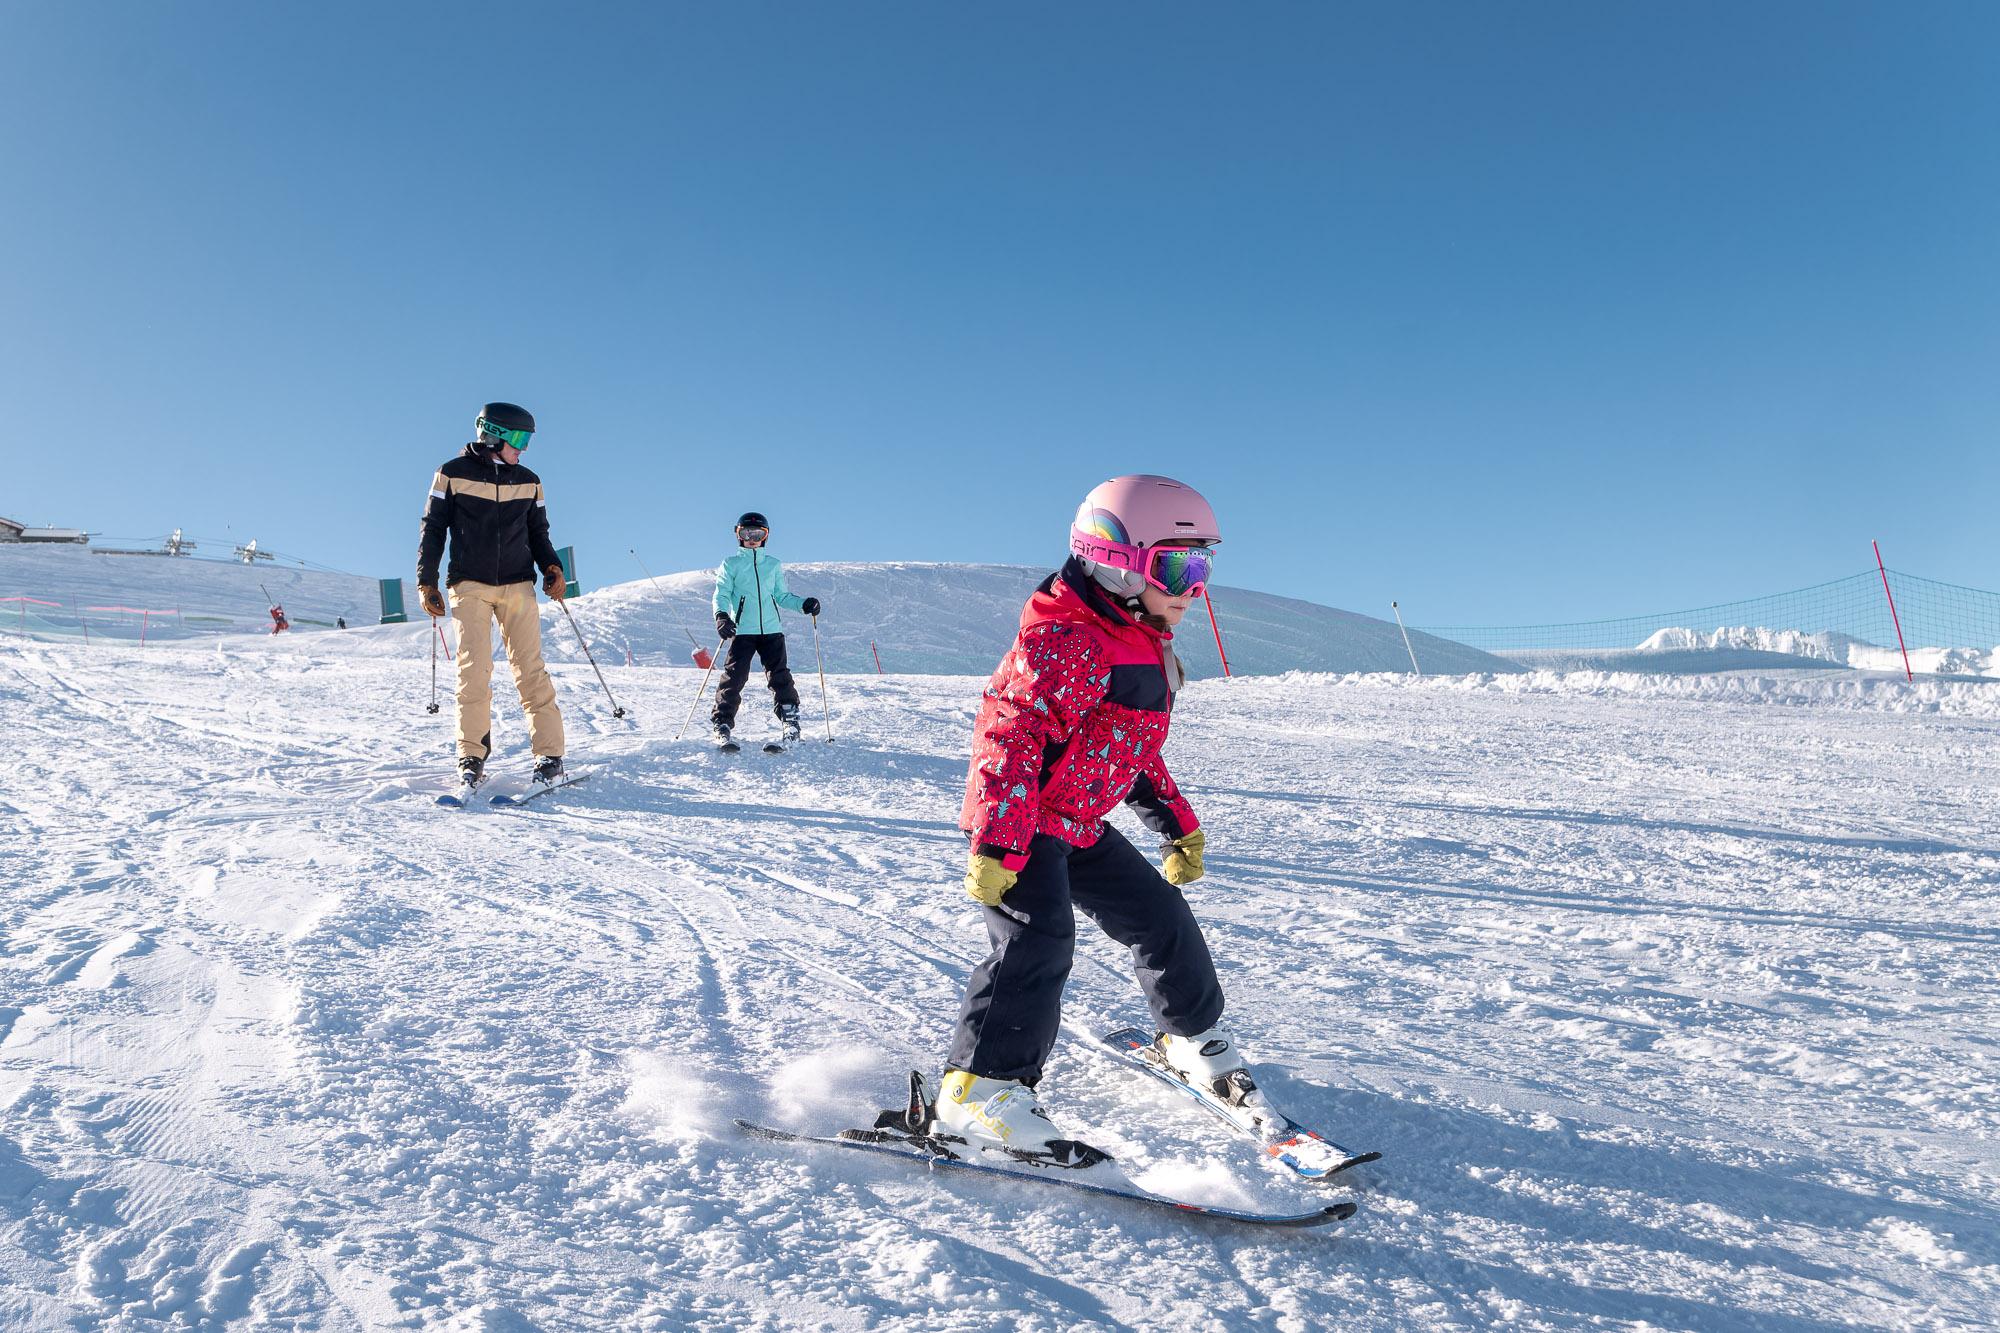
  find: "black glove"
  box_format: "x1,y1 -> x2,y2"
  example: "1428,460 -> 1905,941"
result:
715,612 -> 737,640
801,597 -> 821,617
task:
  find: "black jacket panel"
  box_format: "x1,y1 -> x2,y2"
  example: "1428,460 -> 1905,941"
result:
417,446 -> 560,588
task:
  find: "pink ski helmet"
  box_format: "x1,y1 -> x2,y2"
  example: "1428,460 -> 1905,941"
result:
1070,474 -> 1221,598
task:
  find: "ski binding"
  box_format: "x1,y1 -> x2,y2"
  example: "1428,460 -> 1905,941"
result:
1099,1027 -> 1380,1181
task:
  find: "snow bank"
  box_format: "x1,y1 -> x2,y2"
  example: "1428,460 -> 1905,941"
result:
1505,624 -> 2000,680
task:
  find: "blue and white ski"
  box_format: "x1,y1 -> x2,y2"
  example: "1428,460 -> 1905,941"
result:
1098,1027 -> 1380,1182
488,767 -> 593,807
436,779 -> 482,809
733,1119 -> 1356,1230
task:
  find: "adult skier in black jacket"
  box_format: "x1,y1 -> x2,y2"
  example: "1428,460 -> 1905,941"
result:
416,402 -> 568,793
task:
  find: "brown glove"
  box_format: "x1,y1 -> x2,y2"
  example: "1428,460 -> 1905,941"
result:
543,565 -> 567,600
418,585 -> 446,618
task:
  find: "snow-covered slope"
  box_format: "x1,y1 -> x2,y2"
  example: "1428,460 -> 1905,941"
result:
546,562 -> 1518,679
0,543 -> 378,639
1,547 -> 1514,676
2,635 -> 1995,1329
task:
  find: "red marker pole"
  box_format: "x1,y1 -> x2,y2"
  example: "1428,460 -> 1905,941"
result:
1203,589 -> 1233,678
1873,540 -> 1913,682
872,640 -> 883,675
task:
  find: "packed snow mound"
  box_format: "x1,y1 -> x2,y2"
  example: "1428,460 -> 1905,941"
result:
1637,625 -> 1876,663
0,542 -> 377,640
1503,625 -> 1999,679
546,562 -> 1519,679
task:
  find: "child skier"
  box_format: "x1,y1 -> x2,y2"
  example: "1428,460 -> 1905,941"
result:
709,512 -> 821,749
416,401 -> 569,796
935,474 -> 1236,1165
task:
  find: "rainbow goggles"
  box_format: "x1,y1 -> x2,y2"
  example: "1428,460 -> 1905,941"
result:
1076,535 -> 1216,597
476,418 -> 533,452
1142,544 -> 1214,597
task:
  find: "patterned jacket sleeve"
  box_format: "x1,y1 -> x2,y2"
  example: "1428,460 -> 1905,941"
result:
417,469 -> 451,587
966,622 -> 1110,862
1123,752 -> 1198,842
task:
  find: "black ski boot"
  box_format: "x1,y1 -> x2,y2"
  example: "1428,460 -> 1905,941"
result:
532,755 -> 564,786
778,704 -> 803,744
712,723 -> 740,753
457,755 -> 485,789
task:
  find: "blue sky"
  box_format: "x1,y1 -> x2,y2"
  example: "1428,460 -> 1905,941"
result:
4,2 -> 1996,624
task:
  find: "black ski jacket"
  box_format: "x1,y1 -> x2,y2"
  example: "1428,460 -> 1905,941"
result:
416,445 -> 560,588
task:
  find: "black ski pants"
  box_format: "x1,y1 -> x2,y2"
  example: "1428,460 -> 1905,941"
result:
711,632 -> 800,727
947,826 -> 1225,1084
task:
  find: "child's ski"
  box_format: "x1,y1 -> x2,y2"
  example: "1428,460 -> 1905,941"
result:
1098,1027 -> 1380,1181
733,1118 -> 1356,1230
488,768 -> 593,807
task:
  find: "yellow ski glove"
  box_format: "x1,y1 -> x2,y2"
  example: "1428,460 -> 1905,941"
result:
1162,828 -> 1206,886
964,853 -> 1019,906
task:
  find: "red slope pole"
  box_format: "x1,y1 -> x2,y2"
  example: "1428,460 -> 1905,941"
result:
1203,589 -> 1233,678
1873,540 -> 1913,682
872,640 -> 883,675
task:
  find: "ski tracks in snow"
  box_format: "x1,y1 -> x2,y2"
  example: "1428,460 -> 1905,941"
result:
2,642 -> 1998,1328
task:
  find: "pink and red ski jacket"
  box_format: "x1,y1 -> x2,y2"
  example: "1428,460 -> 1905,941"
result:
961,560 -> 1199,868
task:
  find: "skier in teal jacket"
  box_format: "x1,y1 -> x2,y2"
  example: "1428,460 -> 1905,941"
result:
709,511 -> 820,746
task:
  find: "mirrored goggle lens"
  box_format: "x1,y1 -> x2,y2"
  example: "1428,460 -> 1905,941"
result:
738,526 -> 769,542
1147,546 -> 1213,596
478,420 -> 533,451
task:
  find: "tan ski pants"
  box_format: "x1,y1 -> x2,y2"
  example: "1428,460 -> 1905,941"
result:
451,579 -> 564,760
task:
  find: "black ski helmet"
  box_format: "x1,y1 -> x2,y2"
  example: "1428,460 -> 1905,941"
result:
474,402 -> 535,449
735,512 -> 769,546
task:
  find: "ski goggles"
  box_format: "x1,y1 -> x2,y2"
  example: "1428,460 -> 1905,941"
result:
736,526 -> 770,543
476,418 -> 533,452
1142,544 -> 1214,597
1076,533 -> 1216,598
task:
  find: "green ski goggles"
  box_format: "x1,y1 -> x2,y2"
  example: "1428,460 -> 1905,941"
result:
476,418 -> 533,452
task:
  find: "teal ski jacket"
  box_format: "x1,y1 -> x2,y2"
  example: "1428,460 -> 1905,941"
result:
712,547 -> 807,634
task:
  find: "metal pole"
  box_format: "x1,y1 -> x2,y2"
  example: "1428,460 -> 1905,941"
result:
1391,601 -> 1422,676
811,613 -> 832,741
1873,541 -> 1913,682
1202,589 -> 1233,677
427,618 -> 441,714
631,548 -> 710,659
680,600 -> 744,736
558,598 -> 627,717
676,637 -> 726,739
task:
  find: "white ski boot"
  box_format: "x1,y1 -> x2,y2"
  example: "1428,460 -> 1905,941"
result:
932,1071 -> 1106,1168
1152,1026 -> 1260,1108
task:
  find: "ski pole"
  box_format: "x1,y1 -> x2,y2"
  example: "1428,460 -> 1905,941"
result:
676,598 -> 741,740
427,618 -> 441,714
630,549 -> 710,660
811,612 -> 832,742
675,637 -> 725,739
557,597 -> 627,718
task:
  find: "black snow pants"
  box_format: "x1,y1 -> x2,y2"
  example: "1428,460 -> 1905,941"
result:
947,825 -> 1225,1084
711,632 -> 800,727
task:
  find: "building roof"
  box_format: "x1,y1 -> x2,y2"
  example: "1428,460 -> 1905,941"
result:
0,516 -> 24,533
